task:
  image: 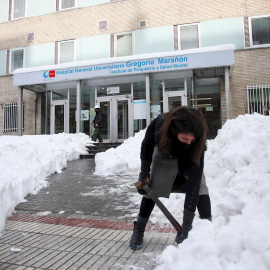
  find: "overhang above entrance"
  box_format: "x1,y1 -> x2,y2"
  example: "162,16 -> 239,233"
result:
13,44 -> 235,89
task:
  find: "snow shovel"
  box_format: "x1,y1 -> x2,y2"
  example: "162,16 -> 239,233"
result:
134,180 -> 183,234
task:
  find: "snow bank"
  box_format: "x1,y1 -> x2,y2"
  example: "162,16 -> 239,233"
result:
0,133 -> 90,233
94,129 -> 145,175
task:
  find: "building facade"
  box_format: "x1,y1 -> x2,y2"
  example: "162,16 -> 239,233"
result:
0,0 -> 269,141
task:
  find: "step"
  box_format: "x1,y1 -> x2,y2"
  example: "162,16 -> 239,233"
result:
81,143 -> 122,159
80,154 -> 95,159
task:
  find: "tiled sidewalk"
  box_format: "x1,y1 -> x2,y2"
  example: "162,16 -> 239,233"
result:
0,214 -> 176,269
0,159 -> 177,269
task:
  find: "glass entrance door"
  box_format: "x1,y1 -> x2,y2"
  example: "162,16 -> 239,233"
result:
163,91 -> 187,112
99,101 -> 111,141
168,96 -> 183,111
50,100 -> 69,134
97,96 -> 132,143
117,100 -> 129,140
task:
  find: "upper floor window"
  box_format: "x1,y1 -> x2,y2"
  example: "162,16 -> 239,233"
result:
58,40 -> 75,64
249,15 -> 270,47
10,48 -> 24,73
61,0 -> 75,10
12,0 -> 26,19
115,33 -> 133,57
178,24 -> 200,50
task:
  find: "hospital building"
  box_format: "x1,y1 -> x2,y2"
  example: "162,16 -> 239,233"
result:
0,0 -> 269,141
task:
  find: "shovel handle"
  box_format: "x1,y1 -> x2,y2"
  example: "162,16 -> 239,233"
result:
142,184 -> 183,234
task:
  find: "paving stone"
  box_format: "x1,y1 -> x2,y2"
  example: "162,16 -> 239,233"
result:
97,256 -> 118,270
56,252 -> 86,270
10,248 -> 43,267
77,254 -> 100,269
39,250 -> 70,269
4,247 -> 32,265
66,254 -> 93,270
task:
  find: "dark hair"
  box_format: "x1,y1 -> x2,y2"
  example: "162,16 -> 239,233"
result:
159,106 -> 207,165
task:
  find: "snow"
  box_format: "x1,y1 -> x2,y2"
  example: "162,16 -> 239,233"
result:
0,113 -> 270,269
0,133 -> 90,234
10,247 -> 21,253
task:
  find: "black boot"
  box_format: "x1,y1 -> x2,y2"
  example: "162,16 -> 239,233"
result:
129,216 -> 148,250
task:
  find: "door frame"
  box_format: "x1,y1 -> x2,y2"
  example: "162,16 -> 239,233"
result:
50,100 -> 69,134
96,95 -> 133,143
162,77 -> 188,112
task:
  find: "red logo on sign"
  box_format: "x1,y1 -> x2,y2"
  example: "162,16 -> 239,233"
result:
49,70 -> 55,78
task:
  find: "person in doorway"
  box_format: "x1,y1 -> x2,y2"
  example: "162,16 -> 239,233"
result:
130,106 -> 212,250
91,104 -> 104,143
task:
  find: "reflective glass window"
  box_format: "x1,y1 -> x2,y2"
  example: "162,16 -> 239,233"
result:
251,16 -> 270,46
180,24 -> 199,50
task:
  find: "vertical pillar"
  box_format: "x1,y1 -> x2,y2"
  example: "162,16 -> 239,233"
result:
76,80 -> 81,133
225,67 -> 231,120
17,86 -> 23,136
184,78 -> 187,106
145,74 -> 150,126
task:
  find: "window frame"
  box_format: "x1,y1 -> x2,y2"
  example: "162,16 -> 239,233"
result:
60,0 -> 76,10
114,31 -> 134,57
3,103 -> 24,133
11,0 -> 27,20
247,84 -> 270,115
9,48 -> 25,74
58,40 -> 76,64
178,23 -> 201,51
249,14 -> 270,48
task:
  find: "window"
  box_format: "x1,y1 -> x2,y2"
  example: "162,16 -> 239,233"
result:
115,33 -> 133,57
3,103 -> 24,133
249,15 -> 270,46
247,84 -> 270,115
60,0 -> 75,10
12,0 -> 26,19
10,48 -> 24,73
58,40 -> 75,64
178,24 -> 200,50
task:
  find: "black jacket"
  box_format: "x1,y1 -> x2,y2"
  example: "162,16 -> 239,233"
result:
140,113 -> 204,213
93,110 -> 104,128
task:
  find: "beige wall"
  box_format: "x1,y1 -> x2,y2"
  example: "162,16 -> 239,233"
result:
219,48 -> 270,124
231,48 -> 270,118
0,0 -> 269,50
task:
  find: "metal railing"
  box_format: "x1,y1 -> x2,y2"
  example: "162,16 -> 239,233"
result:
3,103 -> 24,133
247,84 -> 270,115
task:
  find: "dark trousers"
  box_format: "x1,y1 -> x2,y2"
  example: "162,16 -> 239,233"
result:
92,127 -> 103,142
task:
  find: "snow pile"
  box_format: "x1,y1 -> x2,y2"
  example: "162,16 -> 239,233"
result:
0,133 -> 90,233
95,129 -> 145,175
